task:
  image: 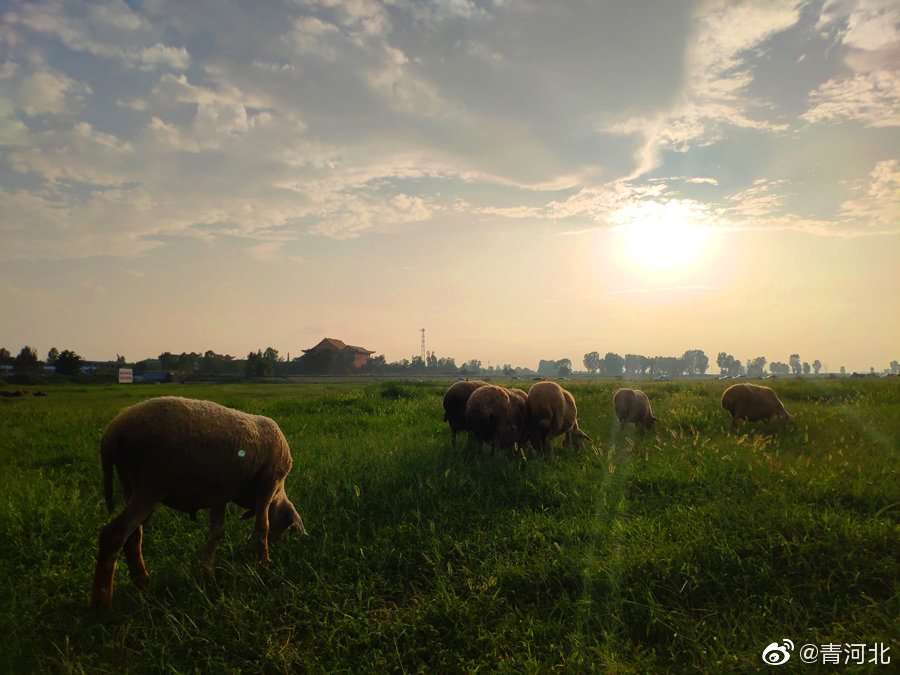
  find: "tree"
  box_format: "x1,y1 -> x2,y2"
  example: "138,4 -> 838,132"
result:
55,349 -> 84,376
802,362 -> 811,376
462,359 -> 482,374
557,359 -> 572,377
789,354 -> 801,376
624,354 -> 649,377
770,362 -> 790,375
840,366 -> 846,376
245,350 -> 273,377
890,360 -> 899,375
602,352 -> 625,377
583,351 -> 600,374
159,352 -> 178,371
47,347 -> 60,365
0,348 -> 12,366
14,346 -> 40,373
681,349 -> 709,376
747,356 -> 767,378
813,359 -> 822,375
717,352 -> 743,377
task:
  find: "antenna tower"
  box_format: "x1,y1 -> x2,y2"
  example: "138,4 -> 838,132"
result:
420,327 -> 426,361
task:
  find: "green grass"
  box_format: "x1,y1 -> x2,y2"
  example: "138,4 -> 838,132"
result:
1,379 -> 897,672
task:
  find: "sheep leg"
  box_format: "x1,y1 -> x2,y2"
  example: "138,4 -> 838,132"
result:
200,505 -> 226,570
122,524 -> 150,589
90,500 -> 157,612
252,487 -> 277,564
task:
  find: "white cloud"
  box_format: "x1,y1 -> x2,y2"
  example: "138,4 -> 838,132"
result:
802,69 -> 900,127
838,159 -> 900,231
13,0 -> 189,71
607,0 -> 803,177
16,69 -> 91,116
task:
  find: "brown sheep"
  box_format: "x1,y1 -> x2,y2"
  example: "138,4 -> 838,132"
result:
442,380 -> 487,448
721,383 -> 792,430
613,388 -> 657,432
464,385 -> 527,454
527,381 -> 591,455
90,396 -> 306,612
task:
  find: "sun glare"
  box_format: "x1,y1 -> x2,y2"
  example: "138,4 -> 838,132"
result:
614,201 -> 712,273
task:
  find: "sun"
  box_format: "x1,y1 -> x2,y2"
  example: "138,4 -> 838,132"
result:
614,201 -> 711,273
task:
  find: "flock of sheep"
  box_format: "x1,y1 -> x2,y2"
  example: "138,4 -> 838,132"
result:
445,379 -> 791,455
90,381 -> 791,611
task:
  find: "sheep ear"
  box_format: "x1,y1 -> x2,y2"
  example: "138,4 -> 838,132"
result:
581,432 -> 593,442
294,513 -> 308,535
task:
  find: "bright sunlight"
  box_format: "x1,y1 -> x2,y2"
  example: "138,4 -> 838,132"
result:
614,200 -> 712,272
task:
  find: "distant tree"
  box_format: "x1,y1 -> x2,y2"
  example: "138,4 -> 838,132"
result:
747,356 -> 767,378
426,351 -> 438,370
159,352 -> 179,371
245,350 -> 273,377
200,350 -> 234,375
802,362 -> 811,376
789,354 -> 802,376
47,347 -> 60,365
14,346 -> 41,373
176,352 -> 200,374
536,360 -> 554,376
462,359 -> 482,374
502,364 -> 516,376
891,360 -> 899,375
557,359 -> 572,377
602,352 -> 625,377
840,366 -> 846,376
55,350 -> 84,376
362,354 -> 387,374
813,359 -> 822,375
624,354 -> 649,377
583,351 -> 600,373
650,356 -> 685,379
681,349 -> 709,376
717,352 -> 744,377
770,362 -> 790,375
0,348 -> 12,366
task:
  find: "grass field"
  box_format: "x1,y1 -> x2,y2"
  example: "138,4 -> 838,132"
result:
1,378 -> 897,673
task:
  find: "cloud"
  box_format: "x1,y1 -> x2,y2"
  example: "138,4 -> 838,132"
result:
837,159 -> 900,232
606,0 -> 803,177
802,70 -> 900,127
12,0 -> 189,71
802,0 -> 900,127
16,69 -> 91,116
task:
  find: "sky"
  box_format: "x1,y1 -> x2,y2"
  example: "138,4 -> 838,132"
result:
1,0 -> 898,373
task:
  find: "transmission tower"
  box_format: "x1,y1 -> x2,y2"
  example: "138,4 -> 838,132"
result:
420,327 -> 426,361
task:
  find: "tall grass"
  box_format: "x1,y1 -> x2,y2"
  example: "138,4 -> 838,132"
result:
0,379 -> 897,672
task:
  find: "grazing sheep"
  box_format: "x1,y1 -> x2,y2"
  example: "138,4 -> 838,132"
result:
527,381 -> 591,454
613,388 -> 657,432
90,396 -> 306,612
464,385 -> 527,454
721,383 -> 792,430
561,388 -> 592,450
442,380 -> 487,448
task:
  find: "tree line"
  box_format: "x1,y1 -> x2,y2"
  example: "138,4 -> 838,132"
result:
3,345 -> 899,380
